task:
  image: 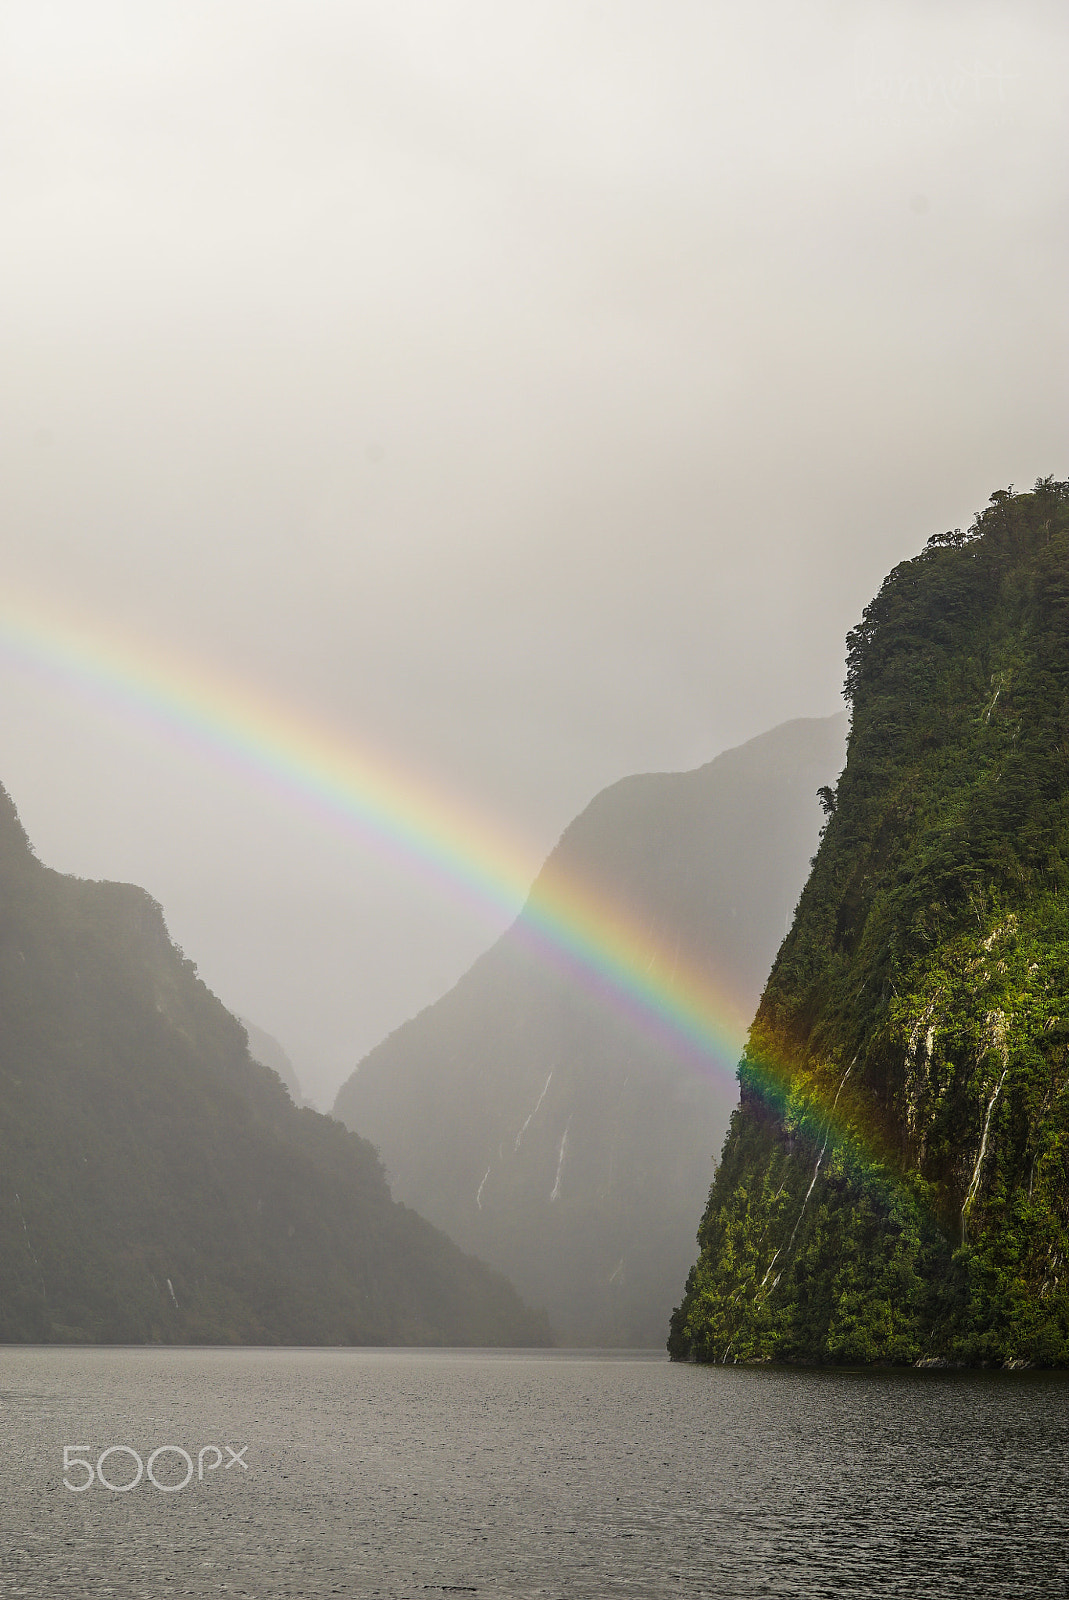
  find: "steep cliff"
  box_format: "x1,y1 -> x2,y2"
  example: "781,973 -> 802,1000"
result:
0,786 -> 549,1345
335,715 -> 846,1345
671,479 -> 1069,1366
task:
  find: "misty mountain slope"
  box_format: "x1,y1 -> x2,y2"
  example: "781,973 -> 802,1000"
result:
241,1017 -> 304,1104
0,786 -> 548,1346
333,714 -> 846,1345
671,480 -> 1069,1367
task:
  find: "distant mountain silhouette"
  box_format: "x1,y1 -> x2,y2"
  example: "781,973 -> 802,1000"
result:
241,1017 -> 305,1105
334,715 -> 847,1345
0,784 -> 549,1346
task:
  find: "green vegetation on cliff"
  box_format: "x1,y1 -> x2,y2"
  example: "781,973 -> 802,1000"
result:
0,789 -> 549,1345
670,478 -> 1069,1367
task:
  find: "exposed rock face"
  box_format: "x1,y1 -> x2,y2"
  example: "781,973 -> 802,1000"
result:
671,481 -> 1069,1367
335,715 -> 846,1345
0,785 -> 549,1346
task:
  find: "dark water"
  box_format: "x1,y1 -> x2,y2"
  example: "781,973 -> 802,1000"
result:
0,1347 -> 1066,1599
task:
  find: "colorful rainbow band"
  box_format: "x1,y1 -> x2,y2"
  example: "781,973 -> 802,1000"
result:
0,590 -> 821,1126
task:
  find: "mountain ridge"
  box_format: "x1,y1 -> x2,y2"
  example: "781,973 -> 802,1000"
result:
335,713 -> 846,1345
0,783 -> 549,1346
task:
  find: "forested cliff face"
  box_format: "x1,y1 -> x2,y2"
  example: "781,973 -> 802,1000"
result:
671,479 -> 1069,1367
0,788 -> 549,1346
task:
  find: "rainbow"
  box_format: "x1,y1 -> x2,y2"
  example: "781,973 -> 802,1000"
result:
0,587 -> 759,1097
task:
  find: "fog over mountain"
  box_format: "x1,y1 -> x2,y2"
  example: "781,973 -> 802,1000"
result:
0,783 -> 548,1346
241,1018 -> 305,1106
0,3 -> 1065,1107
335,714 -> 846,1345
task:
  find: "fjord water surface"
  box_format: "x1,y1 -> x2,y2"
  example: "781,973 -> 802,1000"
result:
1,1348 -> 1065,1599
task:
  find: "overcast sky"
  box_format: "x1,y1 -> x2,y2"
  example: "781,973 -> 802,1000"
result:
1,1 -> 1066,1106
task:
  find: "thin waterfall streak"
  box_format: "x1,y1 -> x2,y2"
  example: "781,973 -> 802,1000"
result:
824,1058 -> 855,1127
475,1167 -> 491,1211
756,1248 -> 781,1295
515,1072 -> 553,1151
13,1192 -> 39,1266
550,1118 -> 571,1203
962,1065 -> 1009,1241
783,1162 -> 823,1259
762,1060 -> 855,1296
